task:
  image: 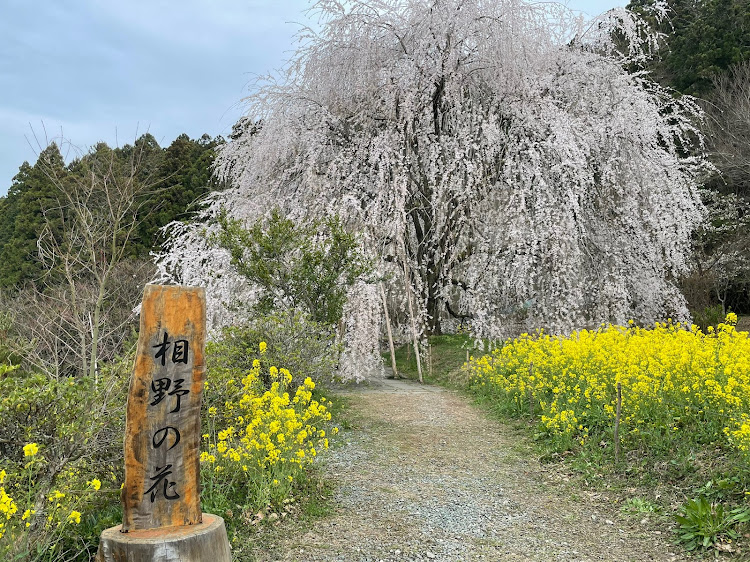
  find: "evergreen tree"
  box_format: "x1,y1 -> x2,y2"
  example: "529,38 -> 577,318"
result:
0,133 -> 222,286
132,133 -> 222,255
628,0 -> 750,95
119,133 -> 165,185
0,145 -> 66,288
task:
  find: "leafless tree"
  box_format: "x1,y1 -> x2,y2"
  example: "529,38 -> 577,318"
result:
9,140 -> 158,381
689,61 -> 750,313
705,61 -> 750,194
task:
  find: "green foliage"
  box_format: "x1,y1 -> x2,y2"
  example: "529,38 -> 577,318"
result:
0,145 -> 67,288
216,208 -> 370,327
0,357 -> 129,561
131,133 -> 222,256
692,304 -> 726,332
696,477 -> 744,500
208,310 -> 340,389
0,133 -> 222,290
0,370 -> 125,469
620,497 -> 662,515
675,497 -> 750,550
201,331 -> 338,558
669,0 -> 750,95
628,0 -> 750,95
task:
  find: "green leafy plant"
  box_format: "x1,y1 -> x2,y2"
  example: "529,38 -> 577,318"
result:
621,497 -> 661,515
0,356 -> 129,561
696,477 -> 743,501
201,334 -> 339,559
216,208 -> 370,327
692,304 -> 726,333
0,441 -> 116,562
674,497 -> 750,550
207,310 -> 340,388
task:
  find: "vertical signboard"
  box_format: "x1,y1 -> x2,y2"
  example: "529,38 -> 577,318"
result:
121,284 -> 206,531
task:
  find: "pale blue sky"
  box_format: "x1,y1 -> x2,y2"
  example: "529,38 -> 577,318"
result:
0,0 -> 622,195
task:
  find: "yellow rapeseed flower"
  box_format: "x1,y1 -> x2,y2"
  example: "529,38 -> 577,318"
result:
0,488 -> 17,519
23,442 -> 39,457
468,317 -> 750,455
200,357 -> 335,496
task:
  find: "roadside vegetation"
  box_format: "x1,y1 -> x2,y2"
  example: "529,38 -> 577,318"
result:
0,331 -> 346,562
387,316 -> 750,554
0,176 -> 355,560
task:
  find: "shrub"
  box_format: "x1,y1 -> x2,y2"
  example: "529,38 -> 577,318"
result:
216,208 -> 370,327
202,340 -> 337,544
0,444 -> 118,561
0,361 -> 127,561
208,311 -> 340,388
692,304 -> 726,333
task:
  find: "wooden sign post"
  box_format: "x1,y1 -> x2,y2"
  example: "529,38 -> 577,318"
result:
96,285 -> 231,562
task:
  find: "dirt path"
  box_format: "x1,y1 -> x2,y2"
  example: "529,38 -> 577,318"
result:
265,378 -> 688,561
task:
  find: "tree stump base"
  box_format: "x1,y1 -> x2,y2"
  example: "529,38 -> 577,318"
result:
95,513 -> 231,562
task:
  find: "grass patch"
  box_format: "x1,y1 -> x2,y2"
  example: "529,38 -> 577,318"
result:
621,497 -> 662,515
223,465 -> 334,562
385,334 -> 474,384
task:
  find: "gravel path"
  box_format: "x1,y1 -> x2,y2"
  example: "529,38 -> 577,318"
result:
268,378 -> 688,562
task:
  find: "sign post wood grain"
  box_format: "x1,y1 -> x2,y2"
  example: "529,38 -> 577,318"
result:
122,284 -> 206,531
96,284 -> 231,562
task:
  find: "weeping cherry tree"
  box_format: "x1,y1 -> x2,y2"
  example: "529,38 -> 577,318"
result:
158,0 -> 709,376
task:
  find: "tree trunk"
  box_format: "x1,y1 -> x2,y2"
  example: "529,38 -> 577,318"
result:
425,283 -> 443,336
401,241 -> 423,384
96,513 -> 231,562
89,276 -> 108,383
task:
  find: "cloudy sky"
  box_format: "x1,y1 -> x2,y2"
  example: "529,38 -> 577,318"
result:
0,0 -> 622,196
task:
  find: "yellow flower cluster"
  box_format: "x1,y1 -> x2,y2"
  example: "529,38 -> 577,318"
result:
203,359 -> 334,480
0,447 -> 104,547
469,315 -> 750,453
22,443 -> 38,458
0,469 -> 18,540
